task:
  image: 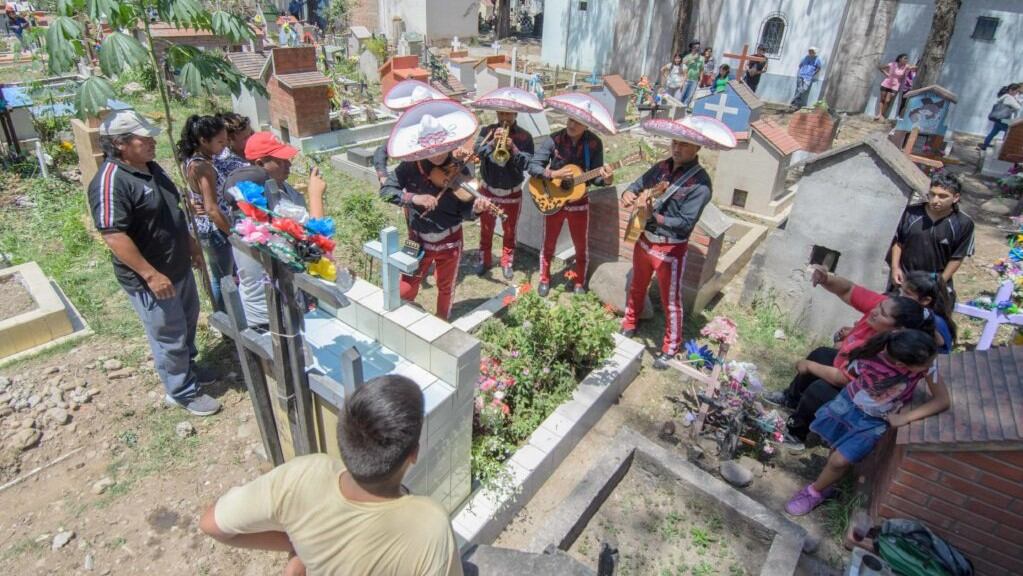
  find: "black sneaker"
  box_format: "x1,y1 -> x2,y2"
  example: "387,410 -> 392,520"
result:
502,264 -> 514,280
538,282 -> 550,297
474,260 -> 489,277
619,328 -> 636,338
652,352 -> 673,370
192,365 -> 219,386
762,390 -> 792,408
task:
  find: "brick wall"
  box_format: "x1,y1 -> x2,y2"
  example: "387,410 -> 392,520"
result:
268,80 -> 331,138
272,46 -> 317,75
787,109 -> 837,154
875,449 -> 1023,576
1000,124 -> 1023,163
348,0 -> 379,31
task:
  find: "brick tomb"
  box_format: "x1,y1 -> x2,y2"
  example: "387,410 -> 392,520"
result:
863,345 -> 1023,576
267,47 -> 332,141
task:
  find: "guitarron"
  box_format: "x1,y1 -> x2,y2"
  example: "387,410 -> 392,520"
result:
528,146 -> 647,215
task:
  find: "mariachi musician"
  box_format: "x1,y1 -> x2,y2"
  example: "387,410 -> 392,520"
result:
378,100 -> 498,320
373,80 -> 448,185
527,93 -> 617,296
469,87 -> 543,279
619,116 -> 736,370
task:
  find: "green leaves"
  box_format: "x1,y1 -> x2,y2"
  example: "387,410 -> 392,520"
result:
210,10 -> 253,43
98,32 -> 149,77
77,76 -> 115,118
44,16 -> 84,74
157,0 -> 206,29
167,45 -> 253,98
86,0 -> 120,21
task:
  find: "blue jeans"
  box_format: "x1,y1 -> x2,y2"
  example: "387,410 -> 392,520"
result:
982,119 -> 1008,149
200,230 -> 235,312
791,76 -> 813,108
125,274 -> 201,402
680,80 -> 699,106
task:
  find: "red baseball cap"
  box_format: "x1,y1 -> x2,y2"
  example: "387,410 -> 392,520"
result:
244,131 -> 299,162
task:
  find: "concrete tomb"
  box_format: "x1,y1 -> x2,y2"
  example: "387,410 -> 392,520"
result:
713,118 -> 801,224
589,75 -> 633,126
226,51 -> 272,131
0,262 -> 91,364
691,80 -> 763,138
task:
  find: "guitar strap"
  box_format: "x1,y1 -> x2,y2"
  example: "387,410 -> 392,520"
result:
651,164 -> 703,216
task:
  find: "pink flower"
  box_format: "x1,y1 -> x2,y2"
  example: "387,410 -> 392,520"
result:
700,316 -> 738,346
480,379 -> 496,392
236,219 -> 271,245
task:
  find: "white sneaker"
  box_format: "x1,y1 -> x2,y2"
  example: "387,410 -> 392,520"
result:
164,394 -> 221,416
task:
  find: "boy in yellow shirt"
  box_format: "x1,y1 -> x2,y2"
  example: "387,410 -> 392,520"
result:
199,376 -> 463,576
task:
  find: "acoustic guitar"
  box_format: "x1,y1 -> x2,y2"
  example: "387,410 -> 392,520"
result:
622,181 -> 669,243
527,147 -> 647,215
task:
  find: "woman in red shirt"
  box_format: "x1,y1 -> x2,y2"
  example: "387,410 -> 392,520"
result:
765,265 -> 935,443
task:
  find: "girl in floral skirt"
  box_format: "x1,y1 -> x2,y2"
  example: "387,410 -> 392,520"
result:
785,329 -> 950,516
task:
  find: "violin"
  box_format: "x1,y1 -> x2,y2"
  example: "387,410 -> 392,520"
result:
425,154 -> 505,219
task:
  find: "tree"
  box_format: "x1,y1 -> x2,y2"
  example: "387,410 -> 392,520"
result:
496,0 -> 511,39
914,0 -> 961,88
671,0 -> 695,58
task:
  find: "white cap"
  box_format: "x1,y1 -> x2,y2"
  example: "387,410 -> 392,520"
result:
809,46 -> 819,53
99,110 -> 161,138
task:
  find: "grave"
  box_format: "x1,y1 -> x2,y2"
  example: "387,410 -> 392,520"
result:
588,75 -> 632,126
267,47 -> 332,141
691,80 -> 763,139
397,31 -> 424,57
953,279 -> 1023,350
891,85 -> 958,167
378,55 -> 430,95
862,345 -> 1023,576
226,51 -> 272,131
70,99 -> 134,186
743,133 -> 929,339
446,51 -> 479,93
787,105 -> 839,157
0,262 -> 91,364
0,85 -> 39,149
523,427 -> 805,575
142,21 -> 263,63
981,117 -> 1023,178
713,118 -> 801,225
474,56 -> 530,96
346,25 -> 372,57
358,49 -> 381,84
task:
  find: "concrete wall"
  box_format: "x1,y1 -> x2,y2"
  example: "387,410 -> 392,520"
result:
743,149 -> 912,338
712,134 -> 785,215
707,0 -> 847,106
868,0 -> 1023,135
607,0 -> 678,81
231,89 -> 272,131
822,0 -> 899,113
378,0 -> 476,41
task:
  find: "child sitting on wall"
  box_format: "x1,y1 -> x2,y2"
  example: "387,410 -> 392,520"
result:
714,64 -> 731,93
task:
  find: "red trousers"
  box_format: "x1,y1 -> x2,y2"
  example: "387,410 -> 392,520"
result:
400,228 -> 462,321
540,203 -> 588,286
622,236 -> 688,355
478,185 -> 522,268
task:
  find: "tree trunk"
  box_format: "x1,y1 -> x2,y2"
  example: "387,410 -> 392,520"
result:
496,0 -> 511,39
671,0 -> 695,57
914,0 -> 961,88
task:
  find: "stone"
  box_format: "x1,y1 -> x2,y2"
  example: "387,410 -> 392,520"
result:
27,394 -> 41,408
43,366 -> 60,375
92,477 -> 115,495
10,428 -> 41,451
0,392 -> 10,405
84,553 -> 94,570
802,533 -> 820,554
46,408 -> 70,426
122,82 -> 144,94
588,262 -> 653,319
175,421 -> 196,439
102,359 -> 123,371
719,459 -> 753,487
980,197 -> 1017,216
0,406 -> 12,418
51,530 -> 75,551
0,376 -> 10,390
106,369 -> 133,380
59,379 -> 78,392
773,328 -> 787,340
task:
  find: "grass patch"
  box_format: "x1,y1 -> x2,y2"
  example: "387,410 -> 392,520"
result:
820,475 -> 864,541
0,537 -> 45,562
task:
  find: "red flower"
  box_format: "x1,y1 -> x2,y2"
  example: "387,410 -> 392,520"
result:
310,234 -> 336,253
237,201 -> 269,222
564,270 -> 578,281
502,294 -> 515,307
604,303 -> 618,314
519,282 -> 532,294
272,217 -> 306,240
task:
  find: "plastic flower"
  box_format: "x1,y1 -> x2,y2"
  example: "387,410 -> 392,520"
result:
237,201 -> 270,222
272,217 -> 306,240
502,294 -> 515,307
307,257 -> 336,281
604,303 -> 618,314
306,217 -> 336,238
235,181 -> 268,208
518,282 -> 532,295
683,339 -> 716,369
309,234 -> 336,254
564,270 -> 578,281
236,219 -> 271,245
701,316 -> 738,346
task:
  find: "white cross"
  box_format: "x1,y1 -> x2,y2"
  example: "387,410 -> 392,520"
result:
363,226 -> 421,311
491,41 -> 501,54
452,36 -> 463,52
702,93 -> 739,122
954,279 -> 1023,351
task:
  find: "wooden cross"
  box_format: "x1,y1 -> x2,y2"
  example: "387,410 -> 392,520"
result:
722,44 -> 767,80
954,279 -> 1023,351
363,226 -> 421,311
665,343 -> 731,439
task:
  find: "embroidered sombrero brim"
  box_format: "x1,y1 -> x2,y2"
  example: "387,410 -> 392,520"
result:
641,116 -> 737,150
545,92 -> 617,135
383,80 -> 447,111
470,86 -> 544,113
387,100 -> 480,162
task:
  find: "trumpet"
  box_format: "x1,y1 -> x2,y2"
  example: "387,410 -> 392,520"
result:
490,122 -> 512,167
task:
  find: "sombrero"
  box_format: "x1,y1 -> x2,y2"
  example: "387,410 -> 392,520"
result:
641,116 -> 737,150
387,100 -> 479,162
383,80 -> 447,111
544,92 -> 617,135
470,86 -> 544,114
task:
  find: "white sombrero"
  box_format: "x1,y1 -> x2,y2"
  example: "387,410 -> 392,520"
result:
544,92 -> 617,135
641,116 -> 737,150
387,100 -> 480,161
383,80 -> 447,111
470,86 -> 544,114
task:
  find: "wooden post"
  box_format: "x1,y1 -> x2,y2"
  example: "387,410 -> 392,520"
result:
340,346 -> 364,396
220,277 -> 285,465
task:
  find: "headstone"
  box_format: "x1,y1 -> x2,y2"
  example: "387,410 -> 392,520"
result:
894,85 -> 957,137
999,117 -> 1023,163
721,44 -> 767,80
713,119 -> 800,222
359,49 -> 381,84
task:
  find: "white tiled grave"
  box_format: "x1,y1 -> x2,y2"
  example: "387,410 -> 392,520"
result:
307,278 -> 480,513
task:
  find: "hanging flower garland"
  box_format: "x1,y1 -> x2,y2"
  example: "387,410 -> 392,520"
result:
228,181 -> 339,281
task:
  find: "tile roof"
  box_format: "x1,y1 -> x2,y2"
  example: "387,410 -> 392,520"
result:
431,76 -> 468,98
349,25 -> 371,39
904,84 -> 958,103
899,346 -> 1023,450
226,51 -> 269,81
750,118 -> 801,156
799,131 -> 930,196
276,71 -> 331,89
728,80 -> 763,111
603,74 -> 633,97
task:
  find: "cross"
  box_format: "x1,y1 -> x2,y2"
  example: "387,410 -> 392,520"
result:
702,92 -> 739,121
452,36 -> 463,52
954,279 -> 1023,351
491,41 -> 501,54
363,226 -> 421,311
722,43 -> 767,80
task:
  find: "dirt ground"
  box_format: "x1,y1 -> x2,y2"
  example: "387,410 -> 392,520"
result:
0,274 -> 37,322
1,93 -> 1018,575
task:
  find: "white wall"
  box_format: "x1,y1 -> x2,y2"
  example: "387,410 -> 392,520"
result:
708,0 -> 848,105
869,0 -> 1023,136
378,0 -> 476,41
540,0 -> 619,72
378,0 -> 426,39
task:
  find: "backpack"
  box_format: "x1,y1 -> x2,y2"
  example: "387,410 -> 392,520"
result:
989,98 -> 1015,121
876,518 -> 973,576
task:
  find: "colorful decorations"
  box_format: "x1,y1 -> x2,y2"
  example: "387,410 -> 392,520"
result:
683,339 -> 716,370
700,316 -> 738,346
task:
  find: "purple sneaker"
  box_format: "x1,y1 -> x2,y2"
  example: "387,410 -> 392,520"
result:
786,484 -> 827,516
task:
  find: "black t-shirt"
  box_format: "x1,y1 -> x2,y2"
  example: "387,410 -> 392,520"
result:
88,159 -> 192,292
743,60 -> 767,91
894,204 -> 975,274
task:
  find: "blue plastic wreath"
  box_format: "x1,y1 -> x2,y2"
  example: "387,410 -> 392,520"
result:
684,339 -> 716,369
306,217 -> 335,238
235,181 -> 267,208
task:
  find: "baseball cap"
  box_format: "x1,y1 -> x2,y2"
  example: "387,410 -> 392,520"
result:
99,109 -> 161,137
244,131 -> 299,162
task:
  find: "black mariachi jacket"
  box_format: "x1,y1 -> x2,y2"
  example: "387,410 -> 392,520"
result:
473,122 -> 534,190
527,129 -> 608,206
623,157 -> 712,241
379,156 -> 476,238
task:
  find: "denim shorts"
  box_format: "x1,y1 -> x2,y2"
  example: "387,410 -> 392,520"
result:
810,389 -> 888,463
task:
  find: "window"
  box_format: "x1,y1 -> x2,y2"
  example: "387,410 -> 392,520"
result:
972,16 -> 999,42
578,1 -> 588,10
810,245 -> 841,272
758,15 -> 786,56
731,189 -> 748,208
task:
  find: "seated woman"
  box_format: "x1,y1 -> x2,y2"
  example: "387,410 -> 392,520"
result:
786,329 -> 950,516
899,271 -> 956,354
765,265 -> 934,444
